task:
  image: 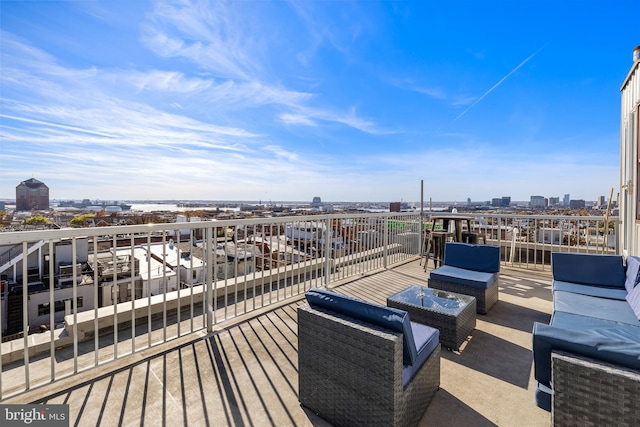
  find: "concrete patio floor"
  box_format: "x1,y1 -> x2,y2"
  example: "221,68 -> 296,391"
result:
4,258 -> 553,426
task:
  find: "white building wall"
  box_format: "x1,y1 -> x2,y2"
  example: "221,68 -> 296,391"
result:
537,228 -> 563,245
148,275 -> 177,295
55,239 -> 89,265
28,285 -> 95,327
620,59 -> 640,255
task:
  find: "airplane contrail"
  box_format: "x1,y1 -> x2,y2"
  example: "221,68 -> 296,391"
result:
454,46 -> 544,121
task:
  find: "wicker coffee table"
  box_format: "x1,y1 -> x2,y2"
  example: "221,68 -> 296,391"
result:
387,285 -> 476,351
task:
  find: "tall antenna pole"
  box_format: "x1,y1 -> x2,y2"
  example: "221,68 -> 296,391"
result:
420,180 -> 424,256
603,187 -> 614,253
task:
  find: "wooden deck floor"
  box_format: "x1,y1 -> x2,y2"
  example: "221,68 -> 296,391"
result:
5,259 -> 553,426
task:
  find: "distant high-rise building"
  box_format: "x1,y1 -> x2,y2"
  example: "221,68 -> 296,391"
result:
569,199 -> 586,209
16,178 -> 49,211
530,196 -> 546,208
491,198 -> 502,207
549,197 -> 560,207
597,195 -> 606,207
311,196 -> 322,209
389,202 -> 401,212
563,194 -> 570,207
501,196 -> 511,207
467,197 -> 471,205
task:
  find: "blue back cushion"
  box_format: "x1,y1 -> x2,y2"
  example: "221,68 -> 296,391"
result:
625,256 -> 640,293
402,322 -> 440,386
626,279 -> 640,320
443,243 -> 500,273
551,253 -> 625,288
305,288 -> 418,366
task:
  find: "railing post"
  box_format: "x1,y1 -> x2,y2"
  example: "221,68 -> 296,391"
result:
22,242 -> 29,390
324,216 -> 331,287
383,215 -> 389,268
205,226 -> 213,332
420,180 -> 424,258
497,215 -> 503,265
110,235 -> 118,359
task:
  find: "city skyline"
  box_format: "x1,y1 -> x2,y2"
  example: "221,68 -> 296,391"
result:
1,1 -> 638,202
0,185 -> 611,207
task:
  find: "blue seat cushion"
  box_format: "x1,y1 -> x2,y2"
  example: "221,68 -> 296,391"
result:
430,265 -> 498,289
553,290 -> 640,326
443,243 -> 500,273
402,322 -> 440,386
625,256 -> 640,293
305,288 -> 423,366
552,280 -> 628,300
551,253 -> 625,288
551,311 -> 640,343
532,322 -> 640,388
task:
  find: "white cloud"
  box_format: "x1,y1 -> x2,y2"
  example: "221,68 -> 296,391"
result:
390,77 -> 476,108
264,145 -> 299,162
279,105 -> 393,135
137,0 -> 380,132
279,113 -> 317,127
140,1 -> 256,81
287,1 -> 368,58
121,70 -> 214,93
0,3 -> 620,203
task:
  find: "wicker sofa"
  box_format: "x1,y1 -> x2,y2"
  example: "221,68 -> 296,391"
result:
428,242 -> 500,314
298,288 -> 441,427
532,252 -> 640,425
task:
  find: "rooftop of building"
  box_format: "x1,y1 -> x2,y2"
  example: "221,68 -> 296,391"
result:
17,178 -> 48,189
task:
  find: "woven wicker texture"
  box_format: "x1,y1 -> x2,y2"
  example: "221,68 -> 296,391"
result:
298,304 -> 440,427
387,292 -> 476,351
552,351 -> 640,427
428,278 -> 499,314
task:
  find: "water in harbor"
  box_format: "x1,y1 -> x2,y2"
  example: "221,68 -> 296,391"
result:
130,203 -> 241,212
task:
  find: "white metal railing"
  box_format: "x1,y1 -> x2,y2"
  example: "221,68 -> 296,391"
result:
0,211 -> 619,398
466,213 -> 619,269
0,212 -> 422,399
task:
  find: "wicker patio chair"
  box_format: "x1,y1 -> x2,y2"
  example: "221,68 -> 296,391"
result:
428,242 -> 500,314
551,351 -> 640,426
298,300 -> 440,427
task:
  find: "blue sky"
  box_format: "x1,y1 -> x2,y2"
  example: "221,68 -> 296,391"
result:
1,1 -> 638,203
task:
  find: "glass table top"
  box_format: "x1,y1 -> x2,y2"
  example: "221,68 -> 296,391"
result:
387,285 -> 474,315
